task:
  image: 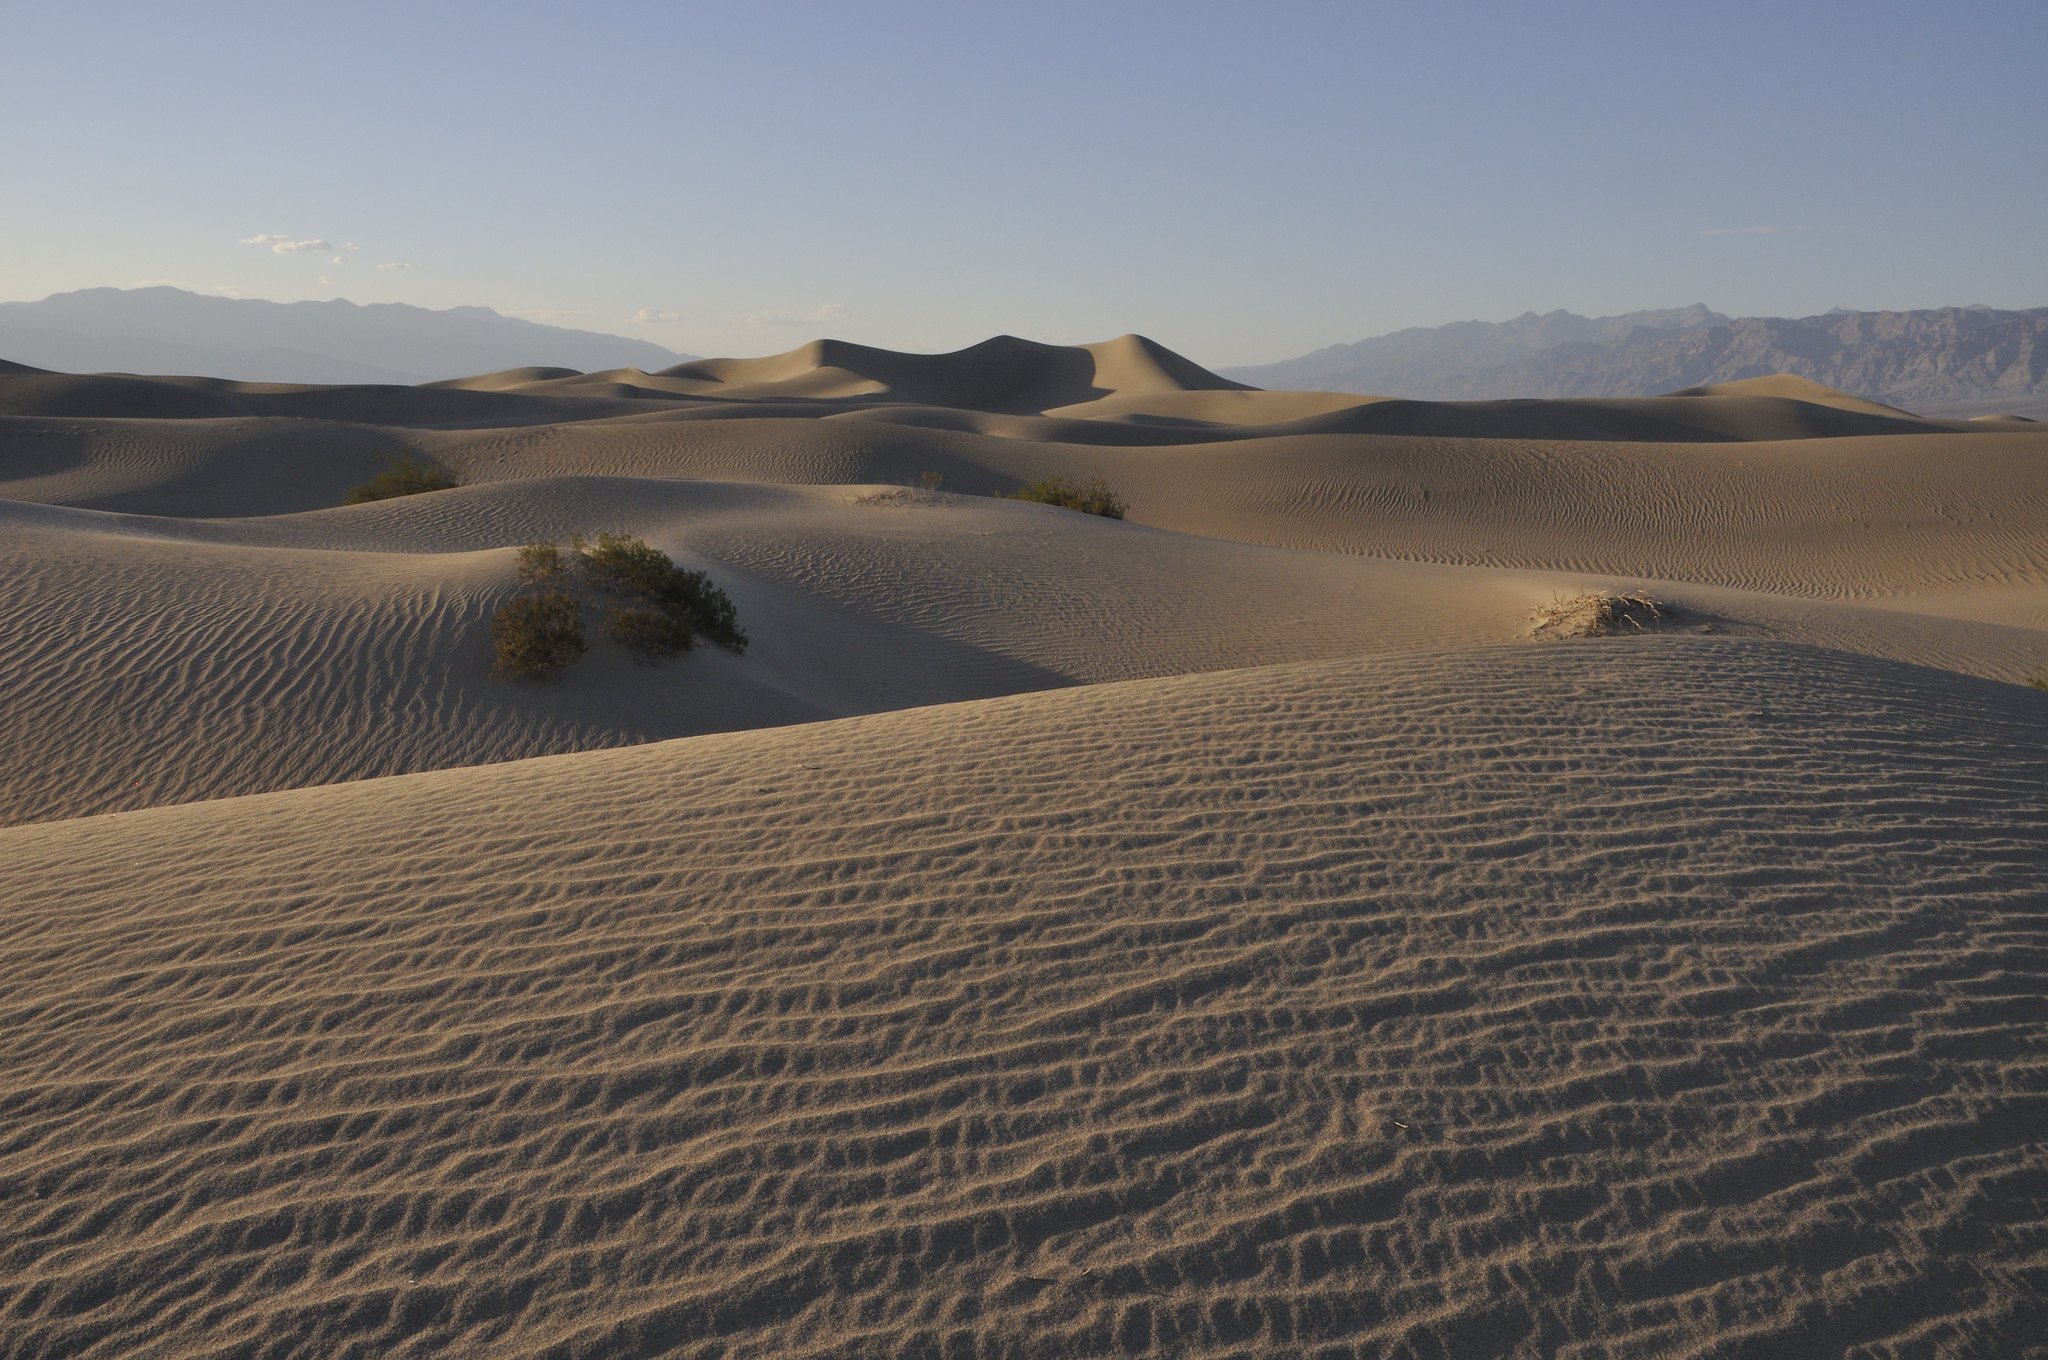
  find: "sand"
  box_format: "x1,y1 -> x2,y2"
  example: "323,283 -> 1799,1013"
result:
2,336 -> 2045,1356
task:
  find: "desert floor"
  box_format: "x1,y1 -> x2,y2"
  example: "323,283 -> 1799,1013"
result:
3,338 -> 2044,1357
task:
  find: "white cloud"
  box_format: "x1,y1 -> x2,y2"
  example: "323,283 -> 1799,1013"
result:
329,255 -> 349,266
240,233 -> 335,254
376,261 -> 417,271
746,302 -> 850,327
632,306 -> 683,323
506,307 -> 567,322
1699,225 -> 1790,237
341,243 -> 360,252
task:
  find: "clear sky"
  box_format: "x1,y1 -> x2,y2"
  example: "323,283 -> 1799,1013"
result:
6,0 -> 2044,367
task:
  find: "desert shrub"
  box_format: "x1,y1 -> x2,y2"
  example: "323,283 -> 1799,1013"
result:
668,567 -> 748,652
2028,675 -> 2047,691
1530,590 -> 1668,638
919,470 -> 945,491
577,532 -> 675,599
1010,473 -> 1127,519
577,533 -> 748,660
604,604 -> 695,659
490,591 -> 586,679
489,533 -> 747,676
345,450 -> 457,504
516,542 -> 568,584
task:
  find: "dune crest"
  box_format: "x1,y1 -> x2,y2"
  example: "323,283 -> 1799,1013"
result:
1672,371 -> 1921,418
653,333 -> 1249,412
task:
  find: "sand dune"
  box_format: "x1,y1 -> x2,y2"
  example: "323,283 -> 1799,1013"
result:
651,334 -> 1250,412
1672,372 -> 1927,417
4,641 -> 2044,1357
4,343 -> 2047,1356
8,473 -> 2044,828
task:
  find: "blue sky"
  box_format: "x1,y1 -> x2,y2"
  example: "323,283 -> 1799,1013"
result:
6,0 -> 2044,366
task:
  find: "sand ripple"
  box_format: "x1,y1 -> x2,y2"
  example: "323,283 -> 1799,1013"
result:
4,642 -> 2043,1357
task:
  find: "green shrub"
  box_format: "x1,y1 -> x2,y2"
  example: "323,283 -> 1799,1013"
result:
1010,474 -> 1128,519
667,567 -> 748,653
516,542 -> 568,585
604,604 -> 694,659
2028,675 -> 2047,691
490,533 -> 747,678
490,591 -> 586,679
578,533 -> 748,660
577,532 -> 676,600
345,450 -> 457,504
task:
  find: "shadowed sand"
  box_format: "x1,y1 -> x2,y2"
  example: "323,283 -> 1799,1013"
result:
2,337 -> 2046,1356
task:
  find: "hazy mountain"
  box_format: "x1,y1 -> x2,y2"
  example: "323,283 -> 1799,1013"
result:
0,287 -> 691,385
1224,304 -> 2048,408
1224,306 -> 1728,397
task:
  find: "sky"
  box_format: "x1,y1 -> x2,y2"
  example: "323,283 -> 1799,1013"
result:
5,0 -> 2045,368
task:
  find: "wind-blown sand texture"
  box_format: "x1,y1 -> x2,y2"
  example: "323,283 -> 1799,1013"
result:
3,337 -> 2046,1357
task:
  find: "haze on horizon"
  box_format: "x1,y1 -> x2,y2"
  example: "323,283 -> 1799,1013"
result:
6,0 -> 2045,368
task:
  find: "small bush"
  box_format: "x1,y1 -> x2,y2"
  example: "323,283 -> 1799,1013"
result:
919,470 -> 945,492
490,533 -> 746,678
1530,590 -> 1668,638
578,532 -> 676,600
345,451 -> 457,504
1010,474 -> 1127,519
2027,675 -> 2047,691
491,591 -> 587,679
516,542 -> 568,584
605,604 -> 694,659
579,533 -> 748,660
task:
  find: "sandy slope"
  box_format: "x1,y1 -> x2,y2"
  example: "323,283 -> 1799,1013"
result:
7,477 -> 2044,828
4,341 -> 2047,1357
4,641 -> 2045,1358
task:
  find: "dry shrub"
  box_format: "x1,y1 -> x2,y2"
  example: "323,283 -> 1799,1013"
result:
490,591 -> 586,678
490,534 -> 746,679
1530,590 -> 1667,639
1010,474 -> 1128,519
516,542 -> 568,585
579,533 -> 748,659
344,451 -> 457,504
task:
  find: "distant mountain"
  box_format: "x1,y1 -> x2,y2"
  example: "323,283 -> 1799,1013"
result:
1224,305 -> 2048,408
0,287 -> 691,385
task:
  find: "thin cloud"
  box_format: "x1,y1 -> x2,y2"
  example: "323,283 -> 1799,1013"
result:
240,233 -> 335,254
1699,225 -> 1791,237
376,261 -> 417,271
632,306 -> 683,324
747,302 -> 850,327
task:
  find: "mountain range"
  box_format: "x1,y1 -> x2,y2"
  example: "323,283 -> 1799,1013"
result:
1221,304 -> 2048,412
0,287 -> 691,385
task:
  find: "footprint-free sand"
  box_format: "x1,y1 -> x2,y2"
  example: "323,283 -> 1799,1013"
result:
3,340 -> 2044,1356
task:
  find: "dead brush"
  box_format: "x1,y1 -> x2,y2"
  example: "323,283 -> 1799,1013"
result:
1530,589 -> 1667,638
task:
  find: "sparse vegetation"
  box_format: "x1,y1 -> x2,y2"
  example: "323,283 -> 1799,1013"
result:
2027,675 -> 2047,691
1530,590 -> 1668,638
1009,474 -> 1128,519
919,470 -> 945,492
515,541 -> 569,585
344,450 -> 458,504
489,592 -> 586,679
489,533 -> 746,679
